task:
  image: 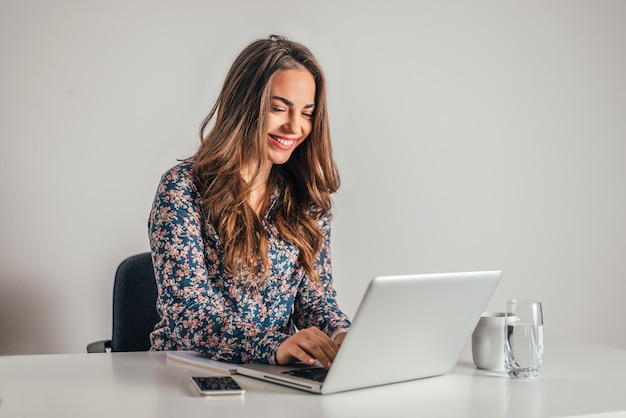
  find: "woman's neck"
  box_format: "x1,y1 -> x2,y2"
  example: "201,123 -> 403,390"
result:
242,162 -> 272,216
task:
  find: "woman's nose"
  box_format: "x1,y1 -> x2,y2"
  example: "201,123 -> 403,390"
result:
283,112 -> 300,133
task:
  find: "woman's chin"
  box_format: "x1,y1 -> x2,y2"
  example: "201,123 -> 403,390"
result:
268,151 -> 294,165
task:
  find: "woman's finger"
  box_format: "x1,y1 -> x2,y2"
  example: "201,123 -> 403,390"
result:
276,327 -> 338,367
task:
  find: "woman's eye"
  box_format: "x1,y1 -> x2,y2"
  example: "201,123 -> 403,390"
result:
302,112 -> 313,119
271,106 -> 284,113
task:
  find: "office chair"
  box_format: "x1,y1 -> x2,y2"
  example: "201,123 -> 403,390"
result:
87,252 -> 160,353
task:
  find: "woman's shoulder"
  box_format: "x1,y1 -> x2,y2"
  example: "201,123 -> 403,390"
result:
159,158 -> 196,187
162,157 -> 194,175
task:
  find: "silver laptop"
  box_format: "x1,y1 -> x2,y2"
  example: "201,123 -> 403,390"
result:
237,270 -> 502,394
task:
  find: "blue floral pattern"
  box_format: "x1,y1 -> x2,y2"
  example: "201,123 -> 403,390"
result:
148,159 -> 351,363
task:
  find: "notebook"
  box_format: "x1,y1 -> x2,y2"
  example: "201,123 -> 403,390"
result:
166,350 -> 238,374
236,270 -> 502,394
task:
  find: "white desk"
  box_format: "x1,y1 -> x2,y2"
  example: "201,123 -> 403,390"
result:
1,336 -> 625,418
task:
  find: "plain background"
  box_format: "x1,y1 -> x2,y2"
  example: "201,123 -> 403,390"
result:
1,0 -> 624,355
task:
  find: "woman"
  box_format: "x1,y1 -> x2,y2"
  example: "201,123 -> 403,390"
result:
148,35 -> 350,369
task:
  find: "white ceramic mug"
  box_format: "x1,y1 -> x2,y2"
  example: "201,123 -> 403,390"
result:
471,312 -> 506,370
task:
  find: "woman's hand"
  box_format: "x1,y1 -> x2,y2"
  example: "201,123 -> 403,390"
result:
276,327 -> 338,369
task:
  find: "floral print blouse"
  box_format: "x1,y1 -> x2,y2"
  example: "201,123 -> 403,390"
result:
148,159 -> 351,364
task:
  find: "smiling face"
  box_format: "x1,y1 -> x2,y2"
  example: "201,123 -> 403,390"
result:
265,68 -> 316,165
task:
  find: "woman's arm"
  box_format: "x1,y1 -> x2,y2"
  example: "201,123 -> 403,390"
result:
148,162 -> 288,363
292,210 -> 351,338
274,210 -> 351,368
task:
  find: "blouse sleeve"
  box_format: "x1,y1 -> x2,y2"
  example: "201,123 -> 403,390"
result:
292,211 -> 352,336
148,164 -> 289,363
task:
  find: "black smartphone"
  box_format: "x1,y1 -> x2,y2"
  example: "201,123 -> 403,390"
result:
190,376 -> 245,396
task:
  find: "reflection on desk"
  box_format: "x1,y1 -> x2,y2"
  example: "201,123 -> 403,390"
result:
1,336 -> 625,418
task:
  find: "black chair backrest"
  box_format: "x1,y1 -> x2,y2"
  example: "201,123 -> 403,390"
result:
111,252 -> 160,352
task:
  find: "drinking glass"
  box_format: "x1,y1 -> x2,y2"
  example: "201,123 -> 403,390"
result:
504,300 -> 543,379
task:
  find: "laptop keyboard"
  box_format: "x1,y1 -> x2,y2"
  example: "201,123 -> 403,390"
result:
283,367 -> 328,382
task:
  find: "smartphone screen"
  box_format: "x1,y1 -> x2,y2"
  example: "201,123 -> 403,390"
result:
190,376 -> 245,396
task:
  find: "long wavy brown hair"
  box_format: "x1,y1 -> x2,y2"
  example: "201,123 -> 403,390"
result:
193,35 -> 339,286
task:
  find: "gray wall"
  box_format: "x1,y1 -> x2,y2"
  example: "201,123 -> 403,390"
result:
1,0 -> 625,355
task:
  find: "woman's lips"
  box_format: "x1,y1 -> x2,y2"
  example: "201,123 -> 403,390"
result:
269,134 -> 296,150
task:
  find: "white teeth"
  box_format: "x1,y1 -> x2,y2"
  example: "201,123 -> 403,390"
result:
272,135 -> 294,146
